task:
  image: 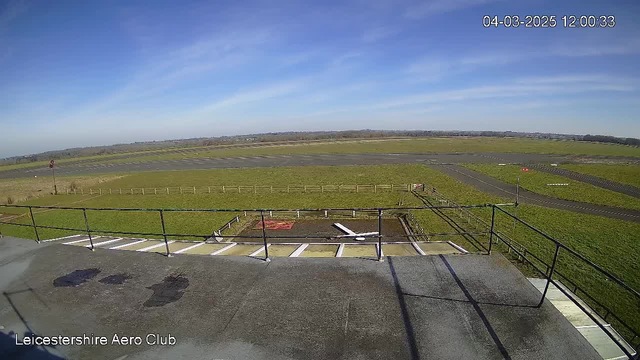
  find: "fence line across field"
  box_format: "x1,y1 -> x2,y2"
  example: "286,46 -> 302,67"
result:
62,184 -> 420,196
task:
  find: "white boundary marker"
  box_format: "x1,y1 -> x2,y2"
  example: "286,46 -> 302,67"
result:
137,241 -> 174,252
63,236 -> 101,245
447,241 -> 469,254
249,244 -> 270,257
86,238 -> 122,248
42,234 -> 82,242
290,243 -> 309,257
174,242 -> 206,254
110,239 -> 146,249
211,243 -> 236,255
411,242 -> 426,256
336,243 -> 345,257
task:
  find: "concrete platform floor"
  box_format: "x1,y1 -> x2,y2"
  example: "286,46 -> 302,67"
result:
0,236 -> 601,360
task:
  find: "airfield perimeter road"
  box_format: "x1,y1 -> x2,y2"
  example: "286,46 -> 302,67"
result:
2,152 -> 640,223
431,164 -> 640,223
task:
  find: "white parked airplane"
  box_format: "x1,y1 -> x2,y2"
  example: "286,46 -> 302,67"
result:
333,223 -> 378,241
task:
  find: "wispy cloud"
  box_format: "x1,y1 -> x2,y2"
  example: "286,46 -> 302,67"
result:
405,0 -> 501,19
361,26 -> 399,43
199,80 -> 306,112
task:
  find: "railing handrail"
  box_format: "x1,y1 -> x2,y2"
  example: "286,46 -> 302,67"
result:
0,203 -> 492,212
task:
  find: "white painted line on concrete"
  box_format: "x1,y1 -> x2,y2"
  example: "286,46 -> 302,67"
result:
412,242 -> 426,256
86,238 -> 122,248
42,234 -> 82,242
63,236 -> 101,245
138,241 -> 174,252
575,324 -> 611,329
174,242 -> 206,254
109,239 -> 146,249
447,241 -> 469,254
336,243 -> 345,257
211,243 -> 237,255
290,243 -> 309,257
377,244 -> 384,257
249,244 -> 270,257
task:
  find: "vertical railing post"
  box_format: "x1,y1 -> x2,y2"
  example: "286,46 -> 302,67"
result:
488,206 -> 496,255
28,206 -> 40,243
159,210 -> 172,257
377,209 -> 383,262
538,244 -> 560,307
82,208 -> 94,251
260,210 -> 270,262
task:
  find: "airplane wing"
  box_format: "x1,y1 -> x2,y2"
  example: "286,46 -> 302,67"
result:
356,232 -> 378,236
334,223 -> 356,236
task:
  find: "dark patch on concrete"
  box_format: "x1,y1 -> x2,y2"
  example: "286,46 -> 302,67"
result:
98,273 -> 132,285
53,268 -> 101,287
143,274 -> 189,307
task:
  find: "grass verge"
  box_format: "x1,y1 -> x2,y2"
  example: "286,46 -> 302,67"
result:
462,163 -> 640,210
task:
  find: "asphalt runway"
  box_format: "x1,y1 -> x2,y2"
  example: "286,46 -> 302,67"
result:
0,152 -> 569,179
430,164 -> 640,223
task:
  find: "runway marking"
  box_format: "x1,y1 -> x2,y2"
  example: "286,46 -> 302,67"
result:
42,234 -> 82,242
86,238 -> 122,248
137,241 -> 174,252
447,241 -> 469,254
174,242 -> 206,254
411,242 -> 426,256
290,243 -> 309,257
211,243 -> 236,255
249,244 -> 270,257
336,243 -> 345,257
63,236 -> 101,245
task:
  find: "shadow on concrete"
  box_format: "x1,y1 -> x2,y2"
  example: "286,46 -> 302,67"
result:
388,257 -> 420,360
438,255 -> 512,360
401,293 -> 538,309
2,290 -> 63,360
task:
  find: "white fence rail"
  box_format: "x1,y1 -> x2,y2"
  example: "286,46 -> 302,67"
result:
64,184 -> 416,196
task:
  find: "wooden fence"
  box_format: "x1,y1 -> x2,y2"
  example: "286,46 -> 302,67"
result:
63,184 -> 417,196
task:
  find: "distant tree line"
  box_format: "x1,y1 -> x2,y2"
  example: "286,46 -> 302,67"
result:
2,130 -> 638,165
581,134 -> 640,147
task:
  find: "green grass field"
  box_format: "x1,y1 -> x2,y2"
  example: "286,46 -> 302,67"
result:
1,163 -> 638,341
561,164 -> 640,188
3,137 -> 639,172
462,163 -> 640,210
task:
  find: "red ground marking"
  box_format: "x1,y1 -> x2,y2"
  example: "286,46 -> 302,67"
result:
253,220 -> 295,230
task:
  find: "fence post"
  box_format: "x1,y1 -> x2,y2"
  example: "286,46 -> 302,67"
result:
130,188 -> 133,195
28,206 -> 40,243
208,186 -> 211,194
159,210 -> 172,257
142,188 -> 144,195
180,187 -> 183,195
82,208 -> 94,251
260,210 -> 270,262
109,189 -> 112,195
193,186 -> 196,194
357,185 -> 359,193
377,209 -> 383,262
271,186 -> 273,193
324,210 -> 328,218
352,210 -> 356,218
538,244 -> 560,307
321,185 -> 324,193
166,188 -> 169,195
74,189 -> 77,195
223,186 -> 225,193
297,210 -> 300,218
488,206 -> 496,255
269,211 -> 273,217
155,188 -> 157,195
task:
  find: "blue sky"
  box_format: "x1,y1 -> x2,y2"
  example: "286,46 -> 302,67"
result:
1,0 -> 639,157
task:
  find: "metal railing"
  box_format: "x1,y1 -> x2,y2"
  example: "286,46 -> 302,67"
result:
0,201 -> 638,358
